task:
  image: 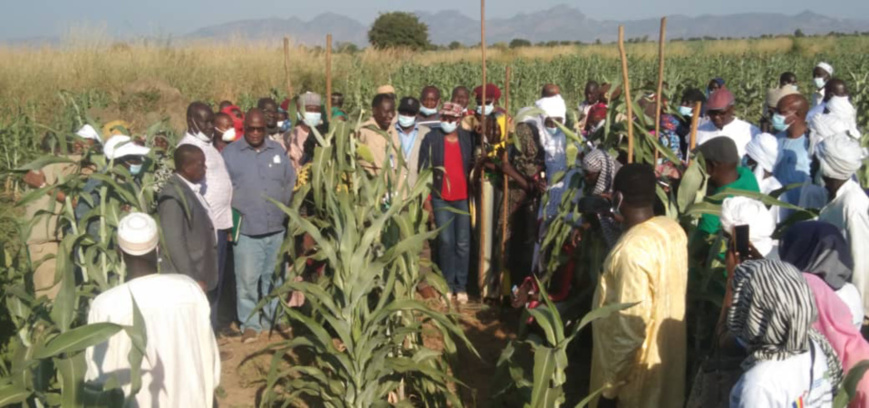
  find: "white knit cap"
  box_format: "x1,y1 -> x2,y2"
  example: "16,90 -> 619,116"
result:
720,196 -> 776,257
76,125 -> 102,143
745,133 -> 779,174
816,62 -> 834,76
535,95 -> 567,120
117,212 -> 159,256
104,135 -> 151,160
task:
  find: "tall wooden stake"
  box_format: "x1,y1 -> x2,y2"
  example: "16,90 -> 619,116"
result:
618,26 -> 635,163
478,0 -> 488,297
689,100 -> 702,152
500,66 -> 511,293
654,17 -> 667,163
326,34 -> 333,117
283,37 -> 293,101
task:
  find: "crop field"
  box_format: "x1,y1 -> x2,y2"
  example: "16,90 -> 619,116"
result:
0,34 -> 868,407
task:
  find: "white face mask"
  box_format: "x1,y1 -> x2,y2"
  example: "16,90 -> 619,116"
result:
191,122 -> 211,142
476,103 -> 494,116
440,121 -> 458,134
419,106 -> 438,116
814,77 -> 827,89
302,112 -> 322,128
219,127 -> 236,142
398,115 -> 416,128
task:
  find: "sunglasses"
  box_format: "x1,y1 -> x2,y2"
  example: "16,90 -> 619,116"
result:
245,126 -> 266,133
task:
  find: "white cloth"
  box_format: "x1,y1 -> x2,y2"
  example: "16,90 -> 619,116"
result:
819,179 -> 869,317
719,197 -> 777,257
539,128 -> 567,220
807,102 -> 825,124
836,283 -> 864,329
746,132 -> 779,174
695,118 -> 760,159
179,134 -> 234,230
104,136 -> 150,160
809,97 -> 862,153
85,274 -> 220,408
816,133 -> 865,181
535,95 -> 567,120
730,339 -> 834,408
816,61 -> 834,76
811,89 -> 826,108
757,176 -> 784,225
76,124 -> 102,143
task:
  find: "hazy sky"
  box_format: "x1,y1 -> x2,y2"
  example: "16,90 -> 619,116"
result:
3,0 -> 868,40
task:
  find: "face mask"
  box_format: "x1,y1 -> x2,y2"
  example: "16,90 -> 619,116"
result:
476,103 -> 494,116
220,128 -> 237,142
398,115 -> 416,128
678,106 -> 693,117
278,120 -> 291,133
302,112 -> 322,128
545,126 -> 559,136
440,121 -> 458,134
419,106 -> 438,116
129,164 -> 143,175
772,113 -> 790,132
814,77 -> 827,89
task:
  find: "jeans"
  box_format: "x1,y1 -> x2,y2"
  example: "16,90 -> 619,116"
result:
208,229 -> 229,328
432,198 -> 471,293
234,231 -> 284,333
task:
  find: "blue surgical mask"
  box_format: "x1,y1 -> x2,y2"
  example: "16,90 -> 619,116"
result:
772,113 -> 790,132
302,112 -> 322,128
440,121 -> 458,134
545,126 -> 559,136
129,164 -> 143,175
398,115 -> 416,128
814,77 -> 826,89
476,103 -> 494,116
678,106 -> 693,117
419,106 -> 438,116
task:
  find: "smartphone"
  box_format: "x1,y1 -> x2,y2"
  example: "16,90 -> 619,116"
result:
734,225 -> 750,260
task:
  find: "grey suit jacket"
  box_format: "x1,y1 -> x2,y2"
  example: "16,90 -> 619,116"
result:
157,174 -> 218,291
404,125 -> 431,189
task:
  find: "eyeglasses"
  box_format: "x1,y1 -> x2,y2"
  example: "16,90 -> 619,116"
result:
245,126 -> 266,133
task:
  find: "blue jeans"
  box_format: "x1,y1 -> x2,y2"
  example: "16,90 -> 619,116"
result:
432,198 -> 471,293
234,232 -> 284,333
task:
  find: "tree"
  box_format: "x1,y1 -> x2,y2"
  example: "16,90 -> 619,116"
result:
509,38 -> 532,48
794,28 -> 805,37
368,12 -> 430,50
448,41 -> 463,50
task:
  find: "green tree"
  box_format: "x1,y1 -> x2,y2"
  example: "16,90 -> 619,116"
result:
368,12 -> 430,50
448,41 -> 463,50
794,28 -> 806,37
509,38 -> 531,48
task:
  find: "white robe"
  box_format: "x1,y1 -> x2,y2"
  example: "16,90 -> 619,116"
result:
819,179 -> 869,318
695,118 -> 761,159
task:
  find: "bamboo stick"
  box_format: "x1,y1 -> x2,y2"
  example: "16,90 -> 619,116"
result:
618,26 -> 635,163
478,0 -> 488,297
654,17 -> 667,163
501,66 -> 511,292
283,37 -> 293,101
326,34 -> 333,118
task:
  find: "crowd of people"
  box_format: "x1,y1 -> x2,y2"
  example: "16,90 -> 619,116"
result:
20,59 -> 869,407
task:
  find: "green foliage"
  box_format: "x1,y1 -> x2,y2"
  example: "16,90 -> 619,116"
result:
368,12 -> 430,51
510,39 -> 533,49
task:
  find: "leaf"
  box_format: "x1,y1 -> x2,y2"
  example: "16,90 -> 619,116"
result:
55,353 -> 86,408
571,302 -> 640,339
125,293 -> 147,401
15,155 -> 76,171
50,238 -> 76,333
708,188 -> 805,211
677,155 -> 706,213
529,347 -> 558,407
34,323 -> 123,359
0,383 -> 31,406
834,360 -> 869,408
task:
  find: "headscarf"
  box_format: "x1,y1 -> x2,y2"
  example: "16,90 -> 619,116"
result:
780,221 -> 853,291
473,83 -> 502,101
582,148 -> 621,196
727,259 -> 843,388
745,132 -> 779,174
221,105 -> 245,140
535,95 -> 567,120
803,274 -> 869,407
719,197 -> 776,257
816,133 -> 865,180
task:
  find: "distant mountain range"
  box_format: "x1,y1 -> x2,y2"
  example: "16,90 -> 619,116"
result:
183,5 -> 869,46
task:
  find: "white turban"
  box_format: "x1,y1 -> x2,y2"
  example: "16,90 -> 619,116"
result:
117,212 -> 159,256
816,62 -> 834,76
816,133 -> 865,180
745,133 -> 779,173
720,196 -> 776,257
76,124 -> 102,143
535,95 -> 567,121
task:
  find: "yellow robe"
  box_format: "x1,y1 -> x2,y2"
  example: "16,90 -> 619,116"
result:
590,216 -> 687,408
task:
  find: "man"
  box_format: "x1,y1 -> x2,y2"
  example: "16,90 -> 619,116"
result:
817,134 -> 869,319
811,61 -> 834,107
178,102 -> 234,323
222,109 -> 296,343
541,83 -> 560,97
772,94 -> 812,196
696,137 -> 760,237
357,94 -> 399,174
719,196 -> 778,258
780,71 -> 798,89
85,213 -> 220,407
258,97 -> 284,150
451,86 -> 473,117
761,86 -> 799,133
417,85 -> 441,128
695,87 -> 760,159
396,96 -> 431,188
158,145 -> 218,292
810,94 -> 862,149
808,78 -> 849,124
577,80 -> 601,130
213,112 -> 236,152
590,164 -> 687,408
331,92 -> 347,122
287,92 -> 323,171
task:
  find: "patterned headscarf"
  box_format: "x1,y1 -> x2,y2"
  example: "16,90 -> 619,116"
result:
727,259 -> 843,388
582,148 -> 621,196
780,221 -> 854,291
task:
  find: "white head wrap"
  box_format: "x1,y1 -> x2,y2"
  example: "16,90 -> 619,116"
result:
76,124 -> 102,143
720,197 -> 777,257
104,135 -> 151,160
117,212 -> 159,256
745,133 -> 779,174
816,133 -> 865,180
535,95 -> 567,121
816,62 -> 834,76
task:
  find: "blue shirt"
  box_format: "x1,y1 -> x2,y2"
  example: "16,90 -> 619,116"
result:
222,138 -> 296,236
774,133 -> 811,185
396,123 -> 419,158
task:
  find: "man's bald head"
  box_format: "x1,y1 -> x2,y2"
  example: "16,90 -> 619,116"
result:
824,78 -> 848,102
542,84 -> 560,98
187,101 -> 215,138
778,93 -> 809,119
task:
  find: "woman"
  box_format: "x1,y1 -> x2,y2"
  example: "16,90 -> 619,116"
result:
780,221 -> 862,329
726,259 -> 843,407
581,148 -> 622,248
419,102 -> 474,304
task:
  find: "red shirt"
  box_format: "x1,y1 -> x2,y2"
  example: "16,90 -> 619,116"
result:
441,138 -> 468,201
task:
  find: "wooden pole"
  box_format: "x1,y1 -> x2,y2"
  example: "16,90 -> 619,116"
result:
654,17 -> 667,163
500,66 -> 511,293
478,0 -> 488,297
283,37 -> 293,102
325,34 -> 333,118
618,26 -> 635,164
689,100 -> 702,152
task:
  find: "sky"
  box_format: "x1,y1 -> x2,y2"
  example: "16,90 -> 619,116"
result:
3,0 -> 868,41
